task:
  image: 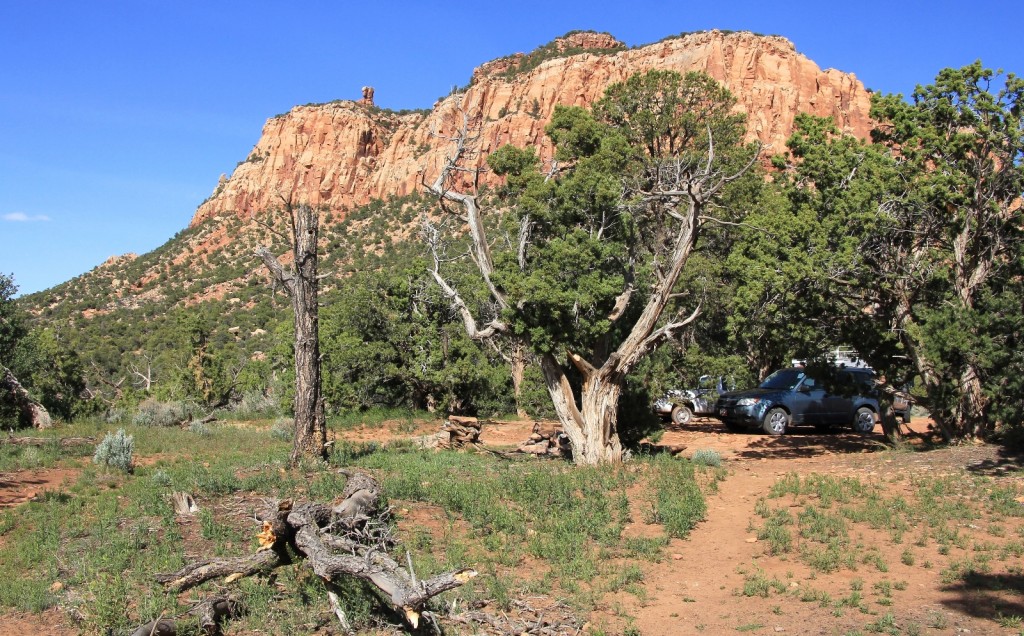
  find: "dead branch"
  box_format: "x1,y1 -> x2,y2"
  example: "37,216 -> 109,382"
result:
449,597 -> 583,635
154,472 -> 475,632
1,435 -> 94,447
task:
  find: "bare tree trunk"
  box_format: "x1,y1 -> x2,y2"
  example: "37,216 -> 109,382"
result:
1,366 -> 52,429
509,343 -> 528,417
538,355 -> 623,464
256,202 -> 327,465
957,365 -> 989,438
290,206 -> 326,465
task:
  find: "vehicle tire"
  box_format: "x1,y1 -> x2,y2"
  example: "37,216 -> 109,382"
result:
853,406 -> 876,433
671,405 -> 693,426
762,407 -> 789,436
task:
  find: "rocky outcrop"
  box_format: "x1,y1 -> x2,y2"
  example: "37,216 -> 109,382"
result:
193,30 -> 873,227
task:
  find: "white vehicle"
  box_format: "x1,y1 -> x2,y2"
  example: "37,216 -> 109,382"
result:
653,375 -> 733,426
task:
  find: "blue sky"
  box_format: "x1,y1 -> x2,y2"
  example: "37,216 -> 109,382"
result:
2,0 -> 1021,296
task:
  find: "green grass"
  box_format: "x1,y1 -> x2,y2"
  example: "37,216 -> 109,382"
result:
0,416 -> 713,633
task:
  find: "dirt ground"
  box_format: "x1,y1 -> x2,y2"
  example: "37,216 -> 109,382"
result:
2,417 -> 1022,635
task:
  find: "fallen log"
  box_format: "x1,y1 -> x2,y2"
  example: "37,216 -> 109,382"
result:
129,595 -> 239,636
150,471 -> 475,633
1,435 -> 95,447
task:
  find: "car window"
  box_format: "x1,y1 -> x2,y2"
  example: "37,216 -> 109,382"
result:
830,370 -> 875,395
759,368 -> 805,390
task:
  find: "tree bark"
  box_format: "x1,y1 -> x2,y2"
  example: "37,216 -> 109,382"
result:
255,202 -> 327,465
154,472 -> 475,632
0,366 -> 52,429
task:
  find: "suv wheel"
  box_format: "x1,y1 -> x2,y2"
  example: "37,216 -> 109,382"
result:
762,407 -> 789,436
671,405 -> 693,426
853,406 -> 876,433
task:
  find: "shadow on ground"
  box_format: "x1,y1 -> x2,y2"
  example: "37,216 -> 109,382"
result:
965,447 -> 1024,476
730,429 -> 888,460
940,572 -> 1024,623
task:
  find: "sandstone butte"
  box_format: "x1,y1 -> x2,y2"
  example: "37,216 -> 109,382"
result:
190,30 -> 873,229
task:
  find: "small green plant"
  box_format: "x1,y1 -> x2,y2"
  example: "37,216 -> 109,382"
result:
926,610 -> 948,629
691,449 -> 722,467
151,470 -> 172,487
93,429 -> 134,472
900,548 -> 915,566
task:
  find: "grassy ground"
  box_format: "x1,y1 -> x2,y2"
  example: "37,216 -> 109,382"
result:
0,415 -> 724,634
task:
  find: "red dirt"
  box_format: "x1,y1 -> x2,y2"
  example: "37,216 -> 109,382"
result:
2,417 -> 1021,635
0,467 -> 80,508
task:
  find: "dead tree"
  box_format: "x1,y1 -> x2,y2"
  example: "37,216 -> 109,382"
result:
255,200 -> 327,465
1,365 -> 51,429
148,471 -> 475,634
128,353 -> 153,393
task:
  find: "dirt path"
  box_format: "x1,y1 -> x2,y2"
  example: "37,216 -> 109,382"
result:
598,419 -> 1024,635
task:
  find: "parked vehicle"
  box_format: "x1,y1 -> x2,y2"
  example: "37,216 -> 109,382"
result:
653,375 -> 734,426
891,392 -> 912,423
714,366 -> 880,435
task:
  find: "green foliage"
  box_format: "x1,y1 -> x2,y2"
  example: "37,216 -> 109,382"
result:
2,274 -> 89,426
320,266 -> 514,416
483,70 -> 757,451
0,273 -> 25,363
93,428 -> 135,472
486,31 -> 626,82
9,328 -> 88,421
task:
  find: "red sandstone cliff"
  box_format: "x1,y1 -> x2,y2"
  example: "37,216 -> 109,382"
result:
190,30 -> 873,227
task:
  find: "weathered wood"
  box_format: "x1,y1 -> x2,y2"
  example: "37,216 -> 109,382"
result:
155,550 -> 284,592
1,366 -> 52,429
129,595 -> 238,636
155,471 -> 475,631
129,618 -> 177,636
171,492 -> 198,516
255,201 -> 327,466
1,435 -> 94,447
196,596 -> 239,636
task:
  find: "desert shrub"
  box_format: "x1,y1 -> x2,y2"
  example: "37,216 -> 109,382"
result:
132,399 -> 192,427
232,390 -> 281,419
691,449 -> 722,467
104,408 -> 129,425
270,418 -> 293,442
93,429 -> 134,472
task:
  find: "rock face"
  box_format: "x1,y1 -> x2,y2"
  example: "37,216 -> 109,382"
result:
191,30 -> 873,227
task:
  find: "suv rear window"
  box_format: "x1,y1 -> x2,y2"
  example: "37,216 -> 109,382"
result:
759,368 -> 806,390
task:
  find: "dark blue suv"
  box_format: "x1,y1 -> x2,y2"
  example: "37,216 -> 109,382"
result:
714,366 -> 879,435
